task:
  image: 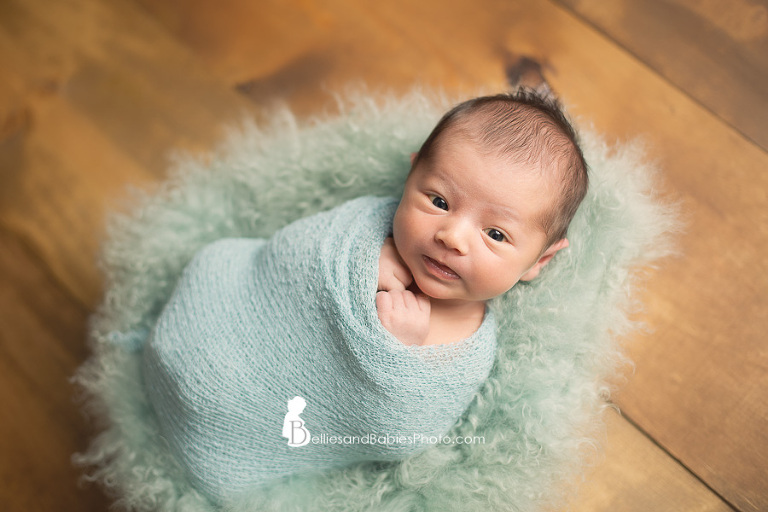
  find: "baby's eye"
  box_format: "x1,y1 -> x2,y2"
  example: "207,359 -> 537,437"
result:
484,228 -> 507,243
429,195 -> 448,210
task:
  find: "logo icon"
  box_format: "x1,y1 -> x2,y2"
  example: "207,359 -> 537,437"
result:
282,396 -> 310,447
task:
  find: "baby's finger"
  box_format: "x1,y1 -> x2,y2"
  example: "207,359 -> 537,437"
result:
400,290 -> 418,309
375,290 -> 392,311
380,289 -> 402,310
392,289 -> 410,309
415,293 -> 431,313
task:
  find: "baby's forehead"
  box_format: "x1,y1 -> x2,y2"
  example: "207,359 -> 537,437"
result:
439,115 -> 547,159
434,129 -> 558,181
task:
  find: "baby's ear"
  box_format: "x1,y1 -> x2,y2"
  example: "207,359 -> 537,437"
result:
520,238 -> 569,282
410,152 -> 418,165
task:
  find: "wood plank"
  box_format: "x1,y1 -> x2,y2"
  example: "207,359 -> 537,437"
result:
0,232 -> 109,510
555,0 -> 768,152
134,0 -> 515,110
0,90 -> 154,307
562,409 -> 734,512
0,0 -> 253,171
0,0 -> 255,307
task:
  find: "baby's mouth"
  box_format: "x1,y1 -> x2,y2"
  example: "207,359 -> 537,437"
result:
423,256 -> 460,280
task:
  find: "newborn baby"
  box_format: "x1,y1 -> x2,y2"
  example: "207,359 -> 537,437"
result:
377,91 -> 587,346
142,90 -> 588,504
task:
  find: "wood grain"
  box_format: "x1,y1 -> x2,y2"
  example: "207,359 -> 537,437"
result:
555,0 -> 768,152
135,0 -> 517,109
563,409 -> 734,512
0,0 -> 255,308
0,232 -> 109,510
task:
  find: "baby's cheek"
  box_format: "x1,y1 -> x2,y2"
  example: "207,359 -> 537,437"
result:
467,268 -> 501,299
393,206 -> 423,244
392,225 -> 414,262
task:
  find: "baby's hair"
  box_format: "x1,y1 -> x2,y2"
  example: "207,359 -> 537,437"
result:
414,90 -> 589,248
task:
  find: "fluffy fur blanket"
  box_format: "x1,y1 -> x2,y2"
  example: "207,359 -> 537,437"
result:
141,196 -> 496,503
74,88 -> 678,511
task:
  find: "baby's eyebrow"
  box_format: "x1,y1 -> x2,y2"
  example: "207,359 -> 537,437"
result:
423,171 -> 460,198
490,203 -> 521,222
480,201 -> 528,232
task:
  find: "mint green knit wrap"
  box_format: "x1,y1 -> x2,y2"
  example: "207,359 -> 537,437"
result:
142,196 -> 496,503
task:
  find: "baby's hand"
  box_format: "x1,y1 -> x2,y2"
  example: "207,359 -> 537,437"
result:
378,237 -> 412,292
376,289 -> 431,345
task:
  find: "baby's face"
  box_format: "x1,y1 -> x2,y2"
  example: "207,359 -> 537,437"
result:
393,136 -> 560,304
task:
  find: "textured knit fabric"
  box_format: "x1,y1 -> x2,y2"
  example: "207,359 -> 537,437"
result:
73,89 -> 680,512
142,196 -> 497,503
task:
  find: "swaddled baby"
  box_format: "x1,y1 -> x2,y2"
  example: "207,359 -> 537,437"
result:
142,90 -> 588,503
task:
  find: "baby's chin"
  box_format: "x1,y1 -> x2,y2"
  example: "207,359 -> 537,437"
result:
412,276 -> 480,304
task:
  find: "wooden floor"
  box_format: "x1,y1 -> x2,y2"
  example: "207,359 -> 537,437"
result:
1,0 -> 766,510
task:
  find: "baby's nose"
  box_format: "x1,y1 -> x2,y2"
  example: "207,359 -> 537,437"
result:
435,221 -> 470,254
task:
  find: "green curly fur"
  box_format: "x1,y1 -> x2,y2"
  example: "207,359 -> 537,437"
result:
73,87 -> 679,511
